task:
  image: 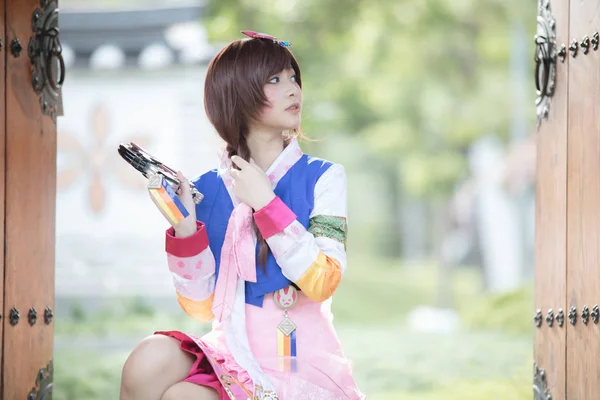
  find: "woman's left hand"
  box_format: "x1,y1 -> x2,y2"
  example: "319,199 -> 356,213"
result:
230,155 -> 275,210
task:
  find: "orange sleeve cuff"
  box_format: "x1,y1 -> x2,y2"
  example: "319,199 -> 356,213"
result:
296,251 -> 342,303
176,292 -> 215,322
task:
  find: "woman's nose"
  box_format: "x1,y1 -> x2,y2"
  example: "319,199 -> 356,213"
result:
287,84 -> 299,97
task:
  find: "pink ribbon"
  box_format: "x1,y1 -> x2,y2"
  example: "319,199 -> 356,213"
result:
212,202 -> 257,322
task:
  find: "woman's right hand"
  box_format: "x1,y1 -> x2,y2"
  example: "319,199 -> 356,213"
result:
148,171 -> 198,237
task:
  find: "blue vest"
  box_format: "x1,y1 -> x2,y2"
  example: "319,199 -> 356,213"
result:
192,154 -> 332,307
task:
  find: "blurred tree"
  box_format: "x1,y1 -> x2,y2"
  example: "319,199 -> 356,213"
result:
202,0 -> 538,256
203,0 -> 536,193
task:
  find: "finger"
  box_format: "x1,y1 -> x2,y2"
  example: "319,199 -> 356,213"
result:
249,158 -> 261,171
230,168 -> 240,178
175,171 -> 193,195
176,171 -> 189,184
231,155 -> 250,170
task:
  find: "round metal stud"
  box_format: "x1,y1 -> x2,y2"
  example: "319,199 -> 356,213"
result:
10,38 -> 22,57
569,306 -> 577,325
592,305 -> 599,324
546,309 -> 554,327
569,39 -> 579,57
9,307 -> 20,326
581,36 -> 590,54
44,306 -> 53,325
582,305 -> 590,325
28,307 -> 38,326
535,309 -> 543,328
557,308 -> 565,327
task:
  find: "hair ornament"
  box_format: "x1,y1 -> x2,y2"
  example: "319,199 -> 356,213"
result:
241,30 -> 291,47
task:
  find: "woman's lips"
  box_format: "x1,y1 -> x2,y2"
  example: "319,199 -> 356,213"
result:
286,103 -> 301,113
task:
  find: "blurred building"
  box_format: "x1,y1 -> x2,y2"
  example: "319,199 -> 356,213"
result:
55,3 -> 222,302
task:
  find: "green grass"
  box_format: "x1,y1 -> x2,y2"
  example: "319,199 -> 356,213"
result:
332,257 -> 484,324
54,351 -> 128,400
55,297 -> 211,338
370,379 -> 531,400
458,285 -> 534,335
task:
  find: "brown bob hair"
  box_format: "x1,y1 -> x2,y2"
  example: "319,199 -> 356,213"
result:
204,37 -> 302,161
204,36 -> 302,266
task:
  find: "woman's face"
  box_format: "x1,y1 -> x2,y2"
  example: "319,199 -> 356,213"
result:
253,68 -> 302,132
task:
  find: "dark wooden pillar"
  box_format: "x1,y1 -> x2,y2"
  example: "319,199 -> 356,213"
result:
535,0 -> 600,399
534,0 -> 568,397
565,1 -> 600,398
1,0 -> 60,398
0,0 -> 6,392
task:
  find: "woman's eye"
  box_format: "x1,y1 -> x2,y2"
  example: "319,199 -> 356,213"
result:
291,75 -> 297,82
268,77 -> 280,84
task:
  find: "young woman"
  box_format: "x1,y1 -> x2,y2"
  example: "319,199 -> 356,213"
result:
119,31 -> 366,400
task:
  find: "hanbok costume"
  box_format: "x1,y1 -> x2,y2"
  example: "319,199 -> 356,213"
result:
156,139 -> 366,399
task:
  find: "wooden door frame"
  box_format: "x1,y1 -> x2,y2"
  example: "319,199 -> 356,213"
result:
0,0 -> 6,393
534,0 -> 569,399
1,1 -> 58,398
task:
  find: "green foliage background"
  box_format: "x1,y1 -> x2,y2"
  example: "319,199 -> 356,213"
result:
202,0 -> 537,197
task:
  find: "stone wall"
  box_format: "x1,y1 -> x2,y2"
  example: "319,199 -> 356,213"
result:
56,66 -> 221,299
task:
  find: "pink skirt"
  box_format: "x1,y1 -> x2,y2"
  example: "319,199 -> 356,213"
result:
156,330 -> 229,399
155,291 -> 367,399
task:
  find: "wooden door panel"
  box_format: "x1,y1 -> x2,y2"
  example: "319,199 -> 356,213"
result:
0,0 -> 5,392
3,0 -> 56,398
566,1 -> 600,398
534,0 -> 569,399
